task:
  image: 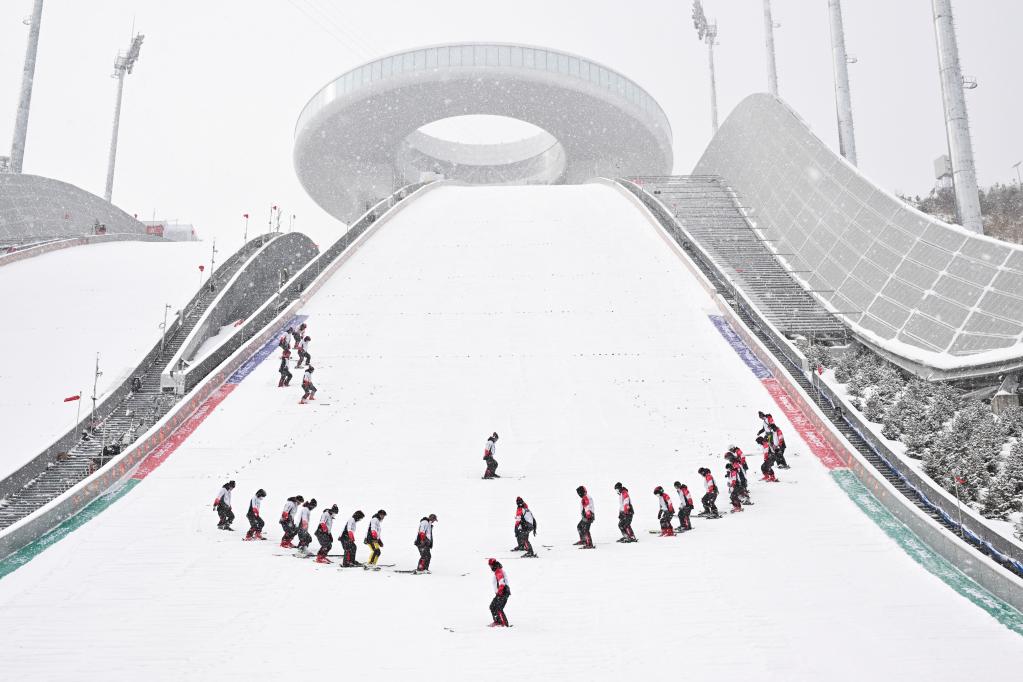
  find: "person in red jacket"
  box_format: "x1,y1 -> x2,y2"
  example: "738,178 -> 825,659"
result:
769,423 -> 790,469
414,514 -> 437,572
726,464 -> 744,513
574,485 -> 595,548
340,510 -> 365,567
654,486 -> 675,536
674,481 -> 694,532
512,497 -> 538,557
614,482 -> 637,543
213,480 -> 236,530
315,504 -> 339,563
487,558 -> 511,627
697,468 -> 720,518
243,488 -> 267,540
482,432 -> 500,479
757,436 -> 778,482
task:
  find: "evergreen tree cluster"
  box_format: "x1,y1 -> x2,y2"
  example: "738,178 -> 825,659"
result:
827,345 -> 1023,523
901,183 -> 1023,245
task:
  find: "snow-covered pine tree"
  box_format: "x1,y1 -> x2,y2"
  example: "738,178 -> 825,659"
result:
999,405 -> 1023,439
981,440 -> 1023,519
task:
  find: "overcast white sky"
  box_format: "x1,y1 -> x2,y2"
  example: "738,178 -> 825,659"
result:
1,0 -> 1021,246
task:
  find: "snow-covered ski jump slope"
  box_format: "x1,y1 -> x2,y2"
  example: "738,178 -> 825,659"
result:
1,185 -> 1021,680
0,240 -> 209,478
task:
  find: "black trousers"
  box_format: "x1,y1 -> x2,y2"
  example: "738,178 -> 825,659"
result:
515,529 -> 534,554
217,503 -> 234,527
302,382 -> 317,399
417,544 -> 432,571
341,535 -> 357,565
658,510 -> 674,531
618,511 -> 635,538
280,518 -> 297,541
774,446 -> 788,467
761,457 -> 775,477
702,492 -> 718,514
297,528 -> 312,548
483,455 -> 498,477
730,488 -> 742,508
577,516 -> 593,545
246,511 -> 264,534
278,369 -> 292,387
490,591 -> 510,625
679,505 -> 693,530
315,530 -> 332,557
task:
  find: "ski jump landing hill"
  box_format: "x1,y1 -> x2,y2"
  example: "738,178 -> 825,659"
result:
0,183 -> 1021,680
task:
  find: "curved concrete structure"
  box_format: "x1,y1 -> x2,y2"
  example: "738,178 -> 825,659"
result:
695,94 -> 1023,379
294,43 -> 673,221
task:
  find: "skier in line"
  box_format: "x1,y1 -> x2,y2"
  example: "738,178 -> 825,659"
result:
279,331 -> 292,352
654,486 -> 675,536
726,452 -> 752,504
340,510 -> 365,567
729,445 -> 749,474
674,481 -> 694,532
482,432 -> 500,479
757,436 -> 778,482
299,366 -> 317,404
315,504 -> 339,563
726,463 -> 744,513
757,411 -> 775,437
244,488 -> 267,540
487,558 -> 511,627
769,423 -> 790,469
296,498 -> 318,554
414,514 -> 437,573
697,467 -> 720,518
364,509 -> 387,569
278,349 -> 293,388
279,495 -> 304,547
575,485 -> 595,548
614,482 -> 637,543
513,497 -> 538,557
297,336 -> 312,368
213,480 -> 236,530
290,325 -> 303,348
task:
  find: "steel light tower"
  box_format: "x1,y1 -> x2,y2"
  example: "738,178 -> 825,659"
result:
762,0 -> 779,96
828,0 -> 858,166
692,1 -> 720,134
9,0 -> 45,174
104,33 -> 144,203
931,0 -> 983,233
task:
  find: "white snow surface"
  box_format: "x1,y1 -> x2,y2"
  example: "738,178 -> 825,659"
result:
0,240 -> 209,480
1,185 -> 1020,679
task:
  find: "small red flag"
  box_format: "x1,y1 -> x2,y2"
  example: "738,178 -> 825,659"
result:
63,394 -> 80,402
243,213 -> 249,218
198,264 -> 205,272
954,475 -> 966,485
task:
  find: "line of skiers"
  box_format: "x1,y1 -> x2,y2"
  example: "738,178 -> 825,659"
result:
276,322 -> 317,403
212,485 -> 436,573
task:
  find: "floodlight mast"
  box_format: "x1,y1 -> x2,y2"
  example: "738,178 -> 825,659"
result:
104,33 -> 144,203
9,0 -> 45,174
692,1 -> 719,134
828,0 -> 858,166
931,0 -> 983,234
762,0 -> 779,96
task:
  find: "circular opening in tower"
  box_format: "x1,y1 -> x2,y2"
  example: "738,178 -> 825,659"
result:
418,115 -> 546,145
400,115 -> 566,185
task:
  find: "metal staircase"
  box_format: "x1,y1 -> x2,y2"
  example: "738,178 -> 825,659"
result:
0,235 -> 273,530
632,175 -> 849,343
